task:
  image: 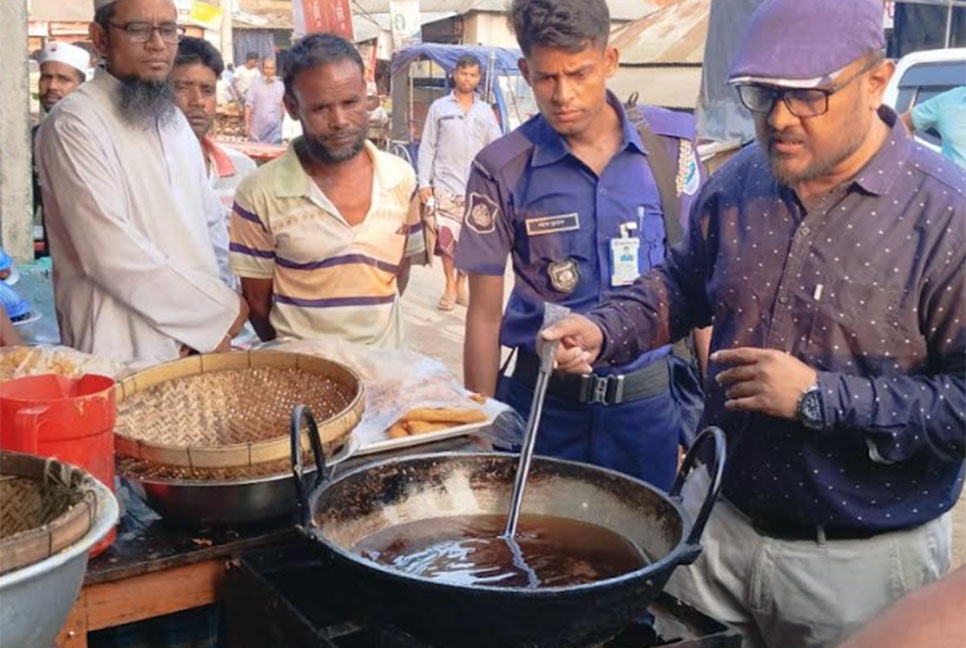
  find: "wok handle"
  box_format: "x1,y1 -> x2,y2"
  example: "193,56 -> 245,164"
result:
669,426 -> 726,550
290,404 -> 329,528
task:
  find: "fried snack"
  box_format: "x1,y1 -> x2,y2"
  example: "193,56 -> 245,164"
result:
0,346 -> 121,381
384,403 -> 489,439
400,407 -> 488,425
469,393 -> 487,405
402,420 -> 454,436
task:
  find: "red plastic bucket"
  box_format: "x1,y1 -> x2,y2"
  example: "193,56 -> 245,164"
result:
0,373 -> 117,556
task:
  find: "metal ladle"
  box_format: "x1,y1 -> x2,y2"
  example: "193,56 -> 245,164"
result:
503,303 -> 571,540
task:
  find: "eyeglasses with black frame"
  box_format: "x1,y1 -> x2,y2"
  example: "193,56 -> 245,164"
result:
735,58 -> 880,118
107,21 -> 185,44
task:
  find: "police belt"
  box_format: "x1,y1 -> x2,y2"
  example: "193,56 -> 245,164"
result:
511,351 -> 670,406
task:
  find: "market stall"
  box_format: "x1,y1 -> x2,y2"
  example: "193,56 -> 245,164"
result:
0,341 -> 733,648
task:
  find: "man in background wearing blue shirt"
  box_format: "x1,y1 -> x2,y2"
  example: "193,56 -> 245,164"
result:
456,0 -> 708,488
902,85 -> 966,168
418,54 -> 502,311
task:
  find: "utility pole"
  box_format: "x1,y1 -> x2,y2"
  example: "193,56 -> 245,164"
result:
945,0 -> 954,48
220,0 -> 234,65
0,0 -> 33,262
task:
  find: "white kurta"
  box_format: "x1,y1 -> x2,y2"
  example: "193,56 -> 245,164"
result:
35,70 -> 239,365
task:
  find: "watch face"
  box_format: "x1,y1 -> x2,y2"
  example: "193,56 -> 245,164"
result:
801,390 -> 823,429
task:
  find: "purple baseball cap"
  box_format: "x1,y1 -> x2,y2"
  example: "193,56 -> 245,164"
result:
729,0 -> 886,88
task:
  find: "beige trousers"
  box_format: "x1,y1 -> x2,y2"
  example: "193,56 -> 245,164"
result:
667,468 -> 952,648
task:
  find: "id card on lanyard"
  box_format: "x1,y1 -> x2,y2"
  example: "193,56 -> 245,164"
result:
610,218 -> 640,287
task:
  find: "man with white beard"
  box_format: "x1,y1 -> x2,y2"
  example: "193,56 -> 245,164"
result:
35,0 -> 247,365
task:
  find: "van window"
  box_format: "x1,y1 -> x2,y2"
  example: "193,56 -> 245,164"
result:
894,61 -> 964,146
894,61 -> 964,112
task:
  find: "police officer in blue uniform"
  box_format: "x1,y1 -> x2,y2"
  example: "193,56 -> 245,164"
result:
456,0 -> 708,488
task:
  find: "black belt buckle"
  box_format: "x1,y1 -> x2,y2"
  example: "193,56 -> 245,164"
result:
579,374 -> 625,406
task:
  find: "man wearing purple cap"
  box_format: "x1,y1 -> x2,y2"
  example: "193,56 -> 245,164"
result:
542,0 -> 965,645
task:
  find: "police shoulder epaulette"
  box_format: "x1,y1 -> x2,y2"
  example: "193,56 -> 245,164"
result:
636,105 -> 696,142
475,130 -> 533,179
471,158 -> 495,181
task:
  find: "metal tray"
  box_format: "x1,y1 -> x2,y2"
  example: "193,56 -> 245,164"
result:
353,398 -> 503,457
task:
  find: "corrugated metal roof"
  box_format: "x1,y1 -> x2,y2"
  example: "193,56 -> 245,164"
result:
611,0 -> 709,64
352,0 -> 660,22
235,0 -> 293,29
27,0 -> 665,32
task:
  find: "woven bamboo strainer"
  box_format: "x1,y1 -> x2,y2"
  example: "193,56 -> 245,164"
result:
114,351 -> 364,469
0,451 -> 99,576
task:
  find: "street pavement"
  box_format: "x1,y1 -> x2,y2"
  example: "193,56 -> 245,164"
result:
400,260 -> 514,379
400,262 -> 472,377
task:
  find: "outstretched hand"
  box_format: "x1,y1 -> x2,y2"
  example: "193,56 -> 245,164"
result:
540,314 -> 604,374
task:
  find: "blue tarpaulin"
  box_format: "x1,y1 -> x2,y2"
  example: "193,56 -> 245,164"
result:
389,43 -> 533,151
390,43 -> 523,78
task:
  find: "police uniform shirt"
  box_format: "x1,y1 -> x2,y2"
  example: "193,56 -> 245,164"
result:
455,92 -> 702,372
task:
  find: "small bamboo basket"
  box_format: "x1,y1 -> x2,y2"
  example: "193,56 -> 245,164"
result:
0,452 -> 99,576
114,351 -> 364,469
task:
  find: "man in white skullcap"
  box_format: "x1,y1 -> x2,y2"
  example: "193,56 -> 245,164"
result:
35,0 -> 247,365
38,41 -> 90,113
33,41 -> 91,252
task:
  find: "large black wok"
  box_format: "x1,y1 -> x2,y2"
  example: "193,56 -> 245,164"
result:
290,406 -> 725,648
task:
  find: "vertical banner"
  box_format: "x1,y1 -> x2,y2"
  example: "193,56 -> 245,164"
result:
294,0 -> 355,40
883,1 -> 895,30
389,0 -> 422,52
376,31 -> 394,61
357,41 -> 378,83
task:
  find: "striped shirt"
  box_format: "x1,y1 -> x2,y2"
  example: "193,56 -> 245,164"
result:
229,139 -> 423,348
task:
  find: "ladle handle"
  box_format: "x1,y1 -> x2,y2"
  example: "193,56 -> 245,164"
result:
669,426 -> 726,551
290,404 -> 329,528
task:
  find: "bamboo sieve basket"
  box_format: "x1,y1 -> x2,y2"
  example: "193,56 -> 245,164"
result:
113,351 -> 364,469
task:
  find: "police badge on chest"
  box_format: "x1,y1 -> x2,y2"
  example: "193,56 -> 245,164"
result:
548,258 -> 580,294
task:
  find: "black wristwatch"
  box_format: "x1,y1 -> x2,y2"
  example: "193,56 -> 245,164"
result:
796,382 -> 825,431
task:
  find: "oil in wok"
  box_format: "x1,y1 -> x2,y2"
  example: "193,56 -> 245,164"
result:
354,514 -> 648,588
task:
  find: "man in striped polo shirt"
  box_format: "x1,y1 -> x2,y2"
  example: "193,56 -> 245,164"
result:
229,34 -> 423,348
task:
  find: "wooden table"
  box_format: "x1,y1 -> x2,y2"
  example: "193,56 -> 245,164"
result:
55,484 -> 289,648
55,436 -> 489,647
